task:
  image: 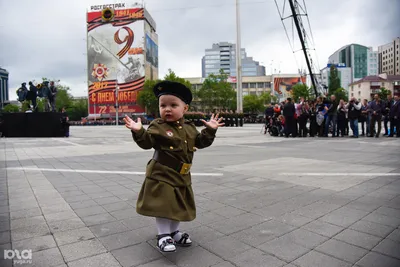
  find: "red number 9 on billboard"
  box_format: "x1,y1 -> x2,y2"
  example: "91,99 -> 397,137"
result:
114,26 -> 134,59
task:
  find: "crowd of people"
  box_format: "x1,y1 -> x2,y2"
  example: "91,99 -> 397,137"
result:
264,94 -> 400,138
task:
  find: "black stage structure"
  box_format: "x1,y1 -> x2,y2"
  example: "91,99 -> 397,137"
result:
0,112 -> 68,137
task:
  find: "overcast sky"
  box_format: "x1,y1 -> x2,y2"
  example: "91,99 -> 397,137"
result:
1,0 -> 399,100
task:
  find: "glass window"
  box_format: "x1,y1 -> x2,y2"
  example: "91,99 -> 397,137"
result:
257,82 -> 264,88
250,83 -> 256,88
205,51 -> 219,55
242,83 -> 248,88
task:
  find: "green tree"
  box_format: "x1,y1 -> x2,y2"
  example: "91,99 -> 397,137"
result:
291,83 -> 310,102
55,84 -> 73,112
198,70 -> 236,112
68,98 -> 88,121
378,87 -> 391,101
243,95 -> 264,113
137,69 -> 192,115
2,104 -> 19,113
328,65 -> 341,95
333,88 -> 348,101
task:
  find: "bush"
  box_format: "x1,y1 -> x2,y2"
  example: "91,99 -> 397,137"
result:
2,104 -> 20,113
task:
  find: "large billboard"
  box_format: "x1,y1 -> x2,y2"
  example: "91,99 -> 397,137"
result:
273,76 -> 307,96
87,4 -> 157,116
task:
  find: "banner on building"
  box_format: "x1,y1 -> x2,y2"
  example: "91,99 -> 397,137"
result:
273,76 -> 307,96
87,18 -> 146,114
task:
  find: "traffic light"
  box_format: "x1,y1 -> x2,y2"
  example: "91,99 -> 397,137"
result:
101,7 -> 115,22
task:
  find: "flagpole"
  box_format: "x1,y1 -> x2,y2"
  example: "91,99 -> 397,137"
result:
235,0 -> 243,113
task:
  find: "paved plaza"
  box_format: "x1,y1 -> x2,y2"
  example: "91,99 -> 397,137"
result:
0,124 -> 400,267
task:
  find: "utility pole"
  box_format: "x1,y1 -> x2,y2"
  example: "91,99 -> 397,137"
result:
235,0 -> 243,113
287,0 -> 318,98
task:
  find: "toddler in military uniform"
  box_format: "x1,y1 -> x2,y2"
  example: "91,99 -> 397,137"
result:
123,81 -> 224,252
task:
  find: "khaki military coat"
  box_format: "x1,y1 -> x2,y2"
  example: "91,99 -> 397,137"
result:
131,117 -> 217,221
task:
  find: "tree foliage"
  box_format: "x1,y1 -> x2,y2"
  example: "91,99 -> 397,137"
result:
291,83 -> 311,102
328,65 -> 341,95
197,70 -> 236,112
243,93 -> 277,113
137,69 -> 192,115
378,87 -> 391,101
333,87 -> 348,102
68,98 -> 88,121
2,104 -> 19,113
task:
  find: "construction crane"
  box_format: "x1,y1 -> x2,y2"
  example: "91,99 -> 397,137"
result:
274,0 -> 322,98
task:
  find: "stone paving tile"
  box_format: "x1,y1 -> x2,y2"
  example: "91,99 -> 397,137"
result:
111,243 -> 162,267
25,247 -> 65,267
356,251 -> 400,267
387,228 -> 400,243
301,219 -> 344,238
276,228 -> 329,249
74,205 -> 108,218
89,221 -> 130,238
258,236 -> 310,262
333,229 -> 382,250
48,217 -> 86,233
202,235 -> 252,260
230,219 -> 296,247
349,219 -> 395,238
11,224 -> 50,242
59,239 -> 107,262
362,212 -> 400,228
136,259 -> 177,267
80,213 -> 116,226
319,207 -> 370,227
102,201 -> 133,213
53,227 -> 95,246
293,250 -> 352,267
315,238 -> 369,264
165,245 -> 224,267
12,235 -> 57,253
68,252 -> 122,267
372,239 -> 400,259
230,248 -> 286,267
98,229 -> 143,250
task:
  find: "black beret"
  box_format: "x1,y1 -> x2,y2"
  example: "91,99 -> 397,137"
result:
153,81 -> 192,104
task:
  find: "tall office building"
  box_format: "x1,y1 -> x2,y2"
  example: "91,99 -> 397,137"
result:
0,68 -> 9,108
328,44 -> 378,83
201,42 -> 265,78
378,37 -> 400,75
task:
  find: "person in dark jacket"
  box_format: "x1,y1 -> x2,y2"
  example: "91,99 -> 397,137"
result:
360,99 -> 369,136
389,95 -> 400,137
383,94 -> 394,136
369,94 -> 385,138
324,95 -> 338,137
346,97 -> 362,138
28,82 -> 38,112
283,98 -> 296,137
336,99 -> 347,137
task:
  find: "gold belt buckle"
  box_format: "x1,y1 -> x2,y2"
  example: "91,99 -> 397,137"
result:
180,163 -> 192,174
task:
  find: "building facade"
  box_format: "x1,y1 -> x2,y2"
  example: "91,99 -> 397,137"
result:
201,42 -> 265,78
0,68 -> 9,108
378,37 -> 400,75
328,44 -> 378,83
349,73 -> 400,101
320,64 -> 352,91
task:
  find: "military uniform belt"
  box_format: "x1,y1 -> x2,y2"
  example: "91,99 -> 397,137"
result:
152,150 -> 192,174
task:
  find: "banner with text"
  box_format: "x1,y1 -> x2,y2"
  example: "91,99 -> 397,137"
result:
87,19 -> 145,115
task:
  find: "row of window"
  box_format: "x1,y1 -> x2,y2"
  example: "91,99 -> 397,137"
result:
191,82 -> 272,90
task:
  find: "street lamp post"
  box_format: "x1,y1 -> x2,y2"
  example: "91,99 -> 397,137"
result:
115,84 -> 119,125
235,0 -> 243,113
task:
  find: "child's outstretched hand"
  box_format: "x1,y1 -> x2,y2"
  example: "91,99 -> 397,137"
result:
201,113 -> 225,129
123,115 -> 142,132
